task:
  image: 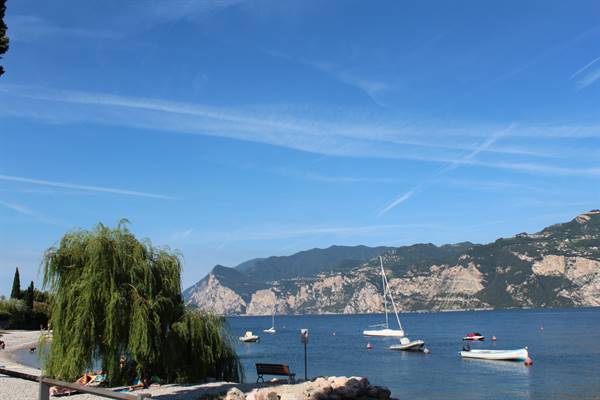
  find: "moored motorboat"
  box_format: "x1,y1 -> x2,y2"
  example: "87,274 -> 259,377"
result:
239,331 -> 260,343
389,337 -> 426,351
460,347 -> 528,361
463,332 -> 485,341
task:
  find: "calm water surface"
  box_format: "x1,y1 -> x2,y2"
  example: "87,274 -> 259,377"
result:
229,308 -> 600,400
16,308 -> 600,399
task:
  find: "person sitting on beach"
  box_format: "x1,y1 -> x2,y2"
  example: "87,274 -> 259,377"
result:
128,376 -> 151,391
0,340 -> 5,350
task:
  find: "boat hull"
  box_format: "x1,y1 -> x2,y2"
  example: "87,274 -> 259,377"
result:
460,348 -> 528,361
263,328 -> 276,333
390,340 -> 425,351
363,329 -> 405,337
463,336 -> 485,341
239,336 -> 259,342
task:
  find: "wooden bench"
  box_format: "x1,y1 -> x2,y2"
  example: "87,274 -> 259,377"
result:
255,363 -> 295,383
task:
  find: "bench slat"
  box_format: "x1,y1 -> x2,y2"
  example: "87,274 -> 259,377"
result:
255,363 -> 294,383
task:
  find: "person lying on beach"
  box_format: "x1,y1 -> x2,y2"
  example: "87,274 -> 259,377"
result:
49,373 -> 94,396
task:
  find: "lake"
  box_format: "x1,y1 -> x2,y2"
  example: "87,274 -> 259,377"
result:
230,308 -> 600,399
15,308 -> 600,399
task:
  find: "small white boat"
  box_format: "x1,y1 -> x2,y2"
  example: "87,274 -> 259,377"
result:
460,347 -> 528,361
390,337 -> 426,351
263,310 -> 276,334
239,331 -> 260,343
363,257 -> 405,338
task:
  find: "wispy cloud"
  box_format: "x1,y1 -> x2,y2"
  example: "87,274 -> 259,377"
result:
571,55 -> 600,90
0,174 -> 174,200
170,222 -> 441,246
437,178 -> 547,193
378,125 -> 515,216
0,199 -> 67,227
2,85 -> 600,178
7,15 -> 120,42
0,200 -> 36,216
377,188 -> 420,216
270,168 -> 404,184
307,60 -> 390,107
169,228 -> 194,242
264,51 -> 391,107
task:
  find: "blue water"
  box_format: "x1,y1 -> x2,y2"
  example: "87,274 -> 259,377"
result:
229,308 -> 600,400
15,308 -> 600,399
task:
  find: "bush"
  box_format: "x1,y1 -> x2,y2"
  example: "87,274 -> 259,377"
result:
0,298 -> 49,329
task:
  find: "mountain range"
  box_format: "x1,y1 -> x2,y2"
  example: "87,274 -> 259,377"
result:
183,210 -> 600,315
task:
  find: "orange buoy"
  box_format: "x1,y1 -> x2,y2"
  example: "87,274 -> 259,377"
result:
524,357 -> 533,366
367,342 -> 372,350
491,336 -> 497,341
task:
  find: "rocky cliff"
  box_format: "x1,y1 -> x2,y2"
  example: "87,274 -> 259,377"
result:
184,210 -> 600,315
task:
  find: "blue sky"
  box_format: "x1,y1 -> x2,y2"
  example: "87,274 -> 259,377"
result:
1,0 -> 600,296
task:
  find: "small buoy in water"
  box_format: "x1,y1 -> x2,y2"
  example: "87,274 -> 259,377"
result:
492,336 -> 497,341
540,325 -> 544,331
367,342 -> 372,350
332,331 -> 336,336
423,348 -> 430,354
524,357 -> 533,366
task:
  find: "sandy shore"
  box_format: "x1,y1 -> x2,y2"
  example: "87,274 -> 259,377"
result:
0,331 -> 390,400
0,330 -> 288,400
0,330 -> 258,399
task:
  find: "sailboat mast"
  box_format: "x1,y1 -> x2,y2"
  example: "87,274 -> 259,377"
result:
380,256 -> 389,329
382,267 -> 403,332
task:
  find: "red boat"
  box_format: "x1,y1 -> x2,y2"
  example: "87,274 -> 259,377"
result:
463,332 -> 485,341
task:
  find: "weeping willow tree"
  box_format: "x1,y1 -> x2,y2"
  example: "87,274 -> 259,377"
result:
41,221 -> 241,385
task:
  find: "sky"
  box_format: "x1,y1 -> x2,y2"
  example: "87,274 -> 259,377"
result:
1,0 -> 600,296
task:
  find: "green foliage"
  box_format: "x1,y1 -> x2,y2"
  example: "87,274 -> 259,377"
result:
11,267 -> 21,299
42,221 -> 241,385
24,281 -> 35,309
0,0 -> 8,76
0,298 -> 48,329
165,311 -> 242,383
33,288 -> 50,303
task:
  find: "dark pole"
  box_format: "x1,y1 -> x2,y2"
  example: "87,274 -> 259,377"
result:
304,340 -> 307,381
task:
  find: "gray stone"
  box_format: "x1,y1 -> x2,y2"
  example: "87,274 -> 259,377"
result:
226,387 -> 246,400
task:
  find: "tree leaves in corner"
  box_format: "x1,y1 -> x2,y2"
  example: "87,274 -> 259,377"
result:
0,0 -> 9,76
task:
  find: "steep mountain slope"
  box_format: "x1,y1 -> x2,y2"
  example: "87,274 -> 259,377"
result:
235,245 -> 395,281
184,211 -> 600,315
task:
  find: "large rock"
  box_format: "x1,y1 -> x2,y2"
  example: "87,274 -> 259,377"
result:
245,376 -> 390,400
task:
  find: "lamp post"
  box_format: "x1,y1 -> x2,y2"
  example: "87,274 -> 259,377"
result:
300,329 -> 309,381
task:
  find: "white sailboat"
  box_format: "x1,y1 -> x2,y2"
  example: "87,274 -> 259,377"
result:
263,309 -> 276,333
363,256 -> 405,337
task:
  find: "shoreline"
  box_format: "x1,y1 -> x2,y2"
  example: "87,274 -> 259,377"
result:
226,305 -> 600,317
0,330 -> 390,400
0,330 -> 42,374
